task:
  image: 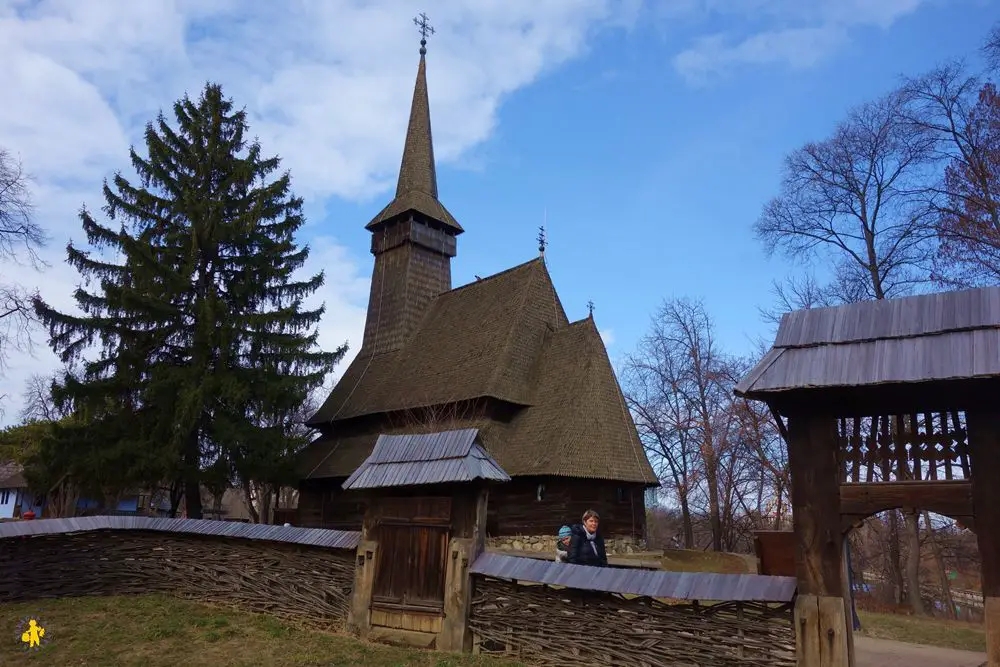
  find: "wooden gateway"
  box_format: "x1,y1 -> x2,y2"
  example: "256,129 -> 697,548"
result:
737,289 -> 1000,667
347,429 -> 509,650
297,31 -> 657,542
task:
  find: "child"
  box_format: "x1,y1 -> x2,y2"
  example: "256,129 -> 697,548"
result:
555,525 -> 572,562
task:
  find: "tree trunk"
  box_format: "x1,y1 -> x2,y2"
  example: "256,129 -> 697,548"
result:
183,430 -> 202,519
923,509 -> 957,619
679,492 -> 695,549
259,485 -> 274,525
168,480 -> 184,518
774,479 -> 785,530
244,484 -> 261,524
705,461 -> 723,552
905,509 -> 925,614
888,510 -> 905,605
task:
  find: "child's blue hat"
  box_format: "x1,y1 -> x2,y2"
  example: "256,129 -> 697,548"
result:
558,525 -> 572,538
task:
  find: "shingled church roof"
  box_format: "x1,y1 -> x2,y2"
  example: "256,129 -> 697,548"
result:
301,260 -> 656,485
308,258 -> 567,422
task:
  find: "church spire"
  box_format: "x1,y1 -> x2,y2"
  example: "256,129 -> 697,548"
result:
396,13 -> 437,199
359,15 -> 462,354
366,14 -> 461,232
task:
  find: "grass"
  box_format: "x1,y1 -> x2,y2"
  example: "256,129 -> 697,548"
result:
0,594 -> 523,666
857,610 -> 986,653
656,549 -> 757,574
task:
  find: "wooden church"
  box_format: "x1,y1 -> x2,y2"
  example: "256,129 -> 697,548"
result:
297,33 -> 657,542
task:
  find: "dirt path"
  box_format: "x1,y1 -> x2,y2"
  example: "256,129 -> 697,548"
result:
855,635 -> 985,667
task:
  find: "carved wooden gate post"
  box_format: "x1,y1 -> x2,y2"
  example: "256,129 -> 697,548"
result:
787,412 -> 852,667
966,410 -> 1000,666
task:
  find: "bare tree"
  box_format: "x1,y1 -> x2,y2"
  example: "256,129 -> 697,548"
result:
756,92 -> 936,300
19,372 -> 67,423
624,298 -> 735,552
902,61 -> 1000,287
984,23 -> 1000,72
623,321 -> 700,548
0,149 -> 47,379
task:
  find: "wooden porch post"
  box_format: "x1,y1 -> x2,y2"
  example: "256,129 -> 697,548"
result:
787,412 -> 851,667
348,497 -> 378,638
965,410 -> 1000,666
439,487 -> 489,653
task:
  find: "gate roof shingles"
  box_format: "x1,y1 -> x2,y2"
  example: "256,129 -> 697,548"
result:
737,286 -> 1000,400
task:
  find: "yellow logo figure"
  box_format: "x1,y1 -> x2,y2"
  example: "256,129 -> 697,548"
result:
17,617 -> 48,651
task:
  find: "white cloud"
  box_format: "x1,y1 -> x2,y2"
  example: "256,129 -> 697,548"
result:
0,0 -> 636,424
670,0 -> 926,82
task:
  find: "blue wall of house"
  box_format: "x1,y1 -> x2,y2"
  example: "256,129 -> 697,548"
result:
0,489 -> 44,519
19,491 -> 45,517
0,487 -> 17,519
76,497 -> 99,511
75,495 -> 172,514
76,496 -> 138,511
116,496 -> 139,512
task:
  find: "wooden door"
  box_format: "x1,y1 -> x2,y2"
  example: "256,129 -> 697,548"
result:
371,497 -> 451,613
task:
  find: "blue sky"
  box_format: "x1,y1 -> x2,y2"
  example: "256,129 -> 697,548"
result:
0,0 -> 996,422
327,0 -> 999,362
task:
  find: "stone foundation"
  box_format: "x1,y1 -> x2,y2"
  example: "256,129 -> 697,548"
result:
487,535 -> 646,555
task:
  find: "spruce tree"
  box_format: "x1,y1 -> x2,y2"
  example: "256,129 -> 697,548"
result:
34,83 -> 344,518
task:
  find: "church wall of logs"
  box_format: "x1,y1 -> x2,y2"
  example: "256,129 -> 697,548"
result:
0,529 -> 356,628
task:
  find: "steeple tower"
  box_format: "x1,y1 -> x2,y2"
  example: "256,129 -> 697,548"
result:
362,16 -> 462,355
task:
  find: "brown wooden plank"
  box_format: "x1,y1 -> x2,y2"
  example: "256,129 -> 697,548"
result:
839,481 -> 972,520
795,594 -> 821,666
966,409 -> 1000,667
851,418 -> 862,484
895,414 -> 908,482
817,595 -> 851,666
879,416 -> 891,482
754,530 -> 796,577
924,412 -> 936,481
787,414 -> 843,597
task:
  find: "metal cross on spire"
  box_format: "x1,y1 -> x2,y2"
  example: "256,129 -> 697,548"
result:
587,300 -> 595,317
537,225 -> 547,257
414,12 -> 435,54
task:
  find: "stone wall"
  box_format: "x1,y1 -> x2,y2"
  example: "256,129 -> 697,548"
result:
487,534 -> 646,555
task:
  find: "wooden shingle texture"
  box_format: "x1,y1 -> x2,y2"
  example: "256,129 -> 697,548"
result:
737,286 -> 1000,398
302,260 -> 656,485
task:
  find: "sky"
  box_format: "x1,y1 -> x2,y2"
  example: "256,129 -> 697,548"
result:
0,0 -> 996,425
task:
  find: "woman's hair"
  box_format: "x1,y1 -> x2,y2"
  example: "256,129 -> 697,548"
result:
582,509 -> 600,523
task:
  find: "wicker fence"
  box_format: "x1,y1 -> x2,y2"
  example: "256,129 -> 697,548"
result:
0,517 -> 360,628
468,554 -> 797,667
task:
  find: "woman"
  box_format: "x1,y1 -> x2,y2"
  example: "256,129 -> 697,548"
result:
568,509 -> 608,567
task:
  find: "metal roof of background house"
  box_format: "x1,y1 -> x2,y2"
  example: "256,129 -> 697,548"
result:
736,286 -> 1000,399
342,428 -> 510,490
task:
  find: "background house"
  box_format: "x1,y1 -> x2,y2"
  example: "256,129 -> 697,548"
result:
0,462 -> 45,520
